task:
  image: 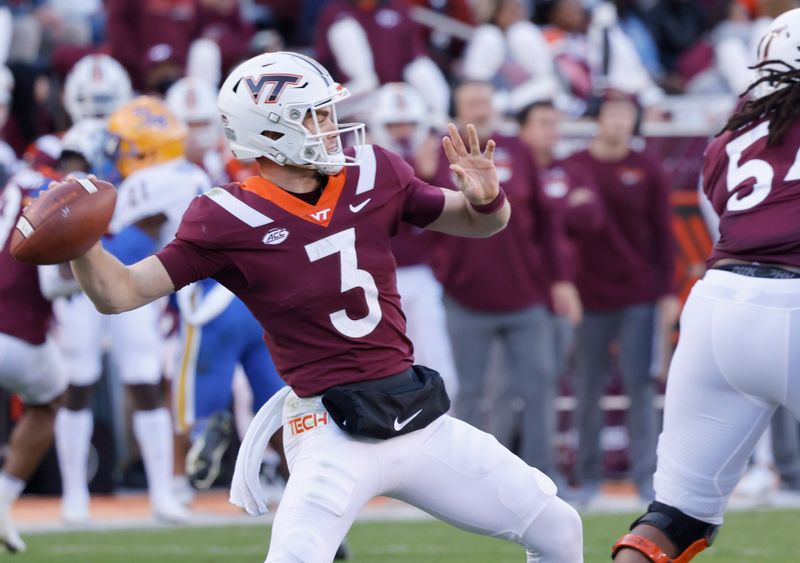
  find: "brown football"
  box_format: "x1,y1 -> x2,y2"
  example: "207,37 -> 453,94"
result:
10,177 -> 117,265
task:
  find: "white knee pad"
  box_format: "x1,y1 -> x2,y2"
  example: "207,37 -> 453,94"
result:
522,498 -> 583,562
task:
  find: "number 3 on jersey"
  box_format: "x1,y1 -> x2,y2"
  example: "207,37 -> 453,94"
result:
305,228 -> 382,338
726,120 -> 800,211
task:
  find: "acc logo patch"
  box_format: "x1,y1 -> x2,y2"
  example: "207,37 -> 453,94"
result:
243,74 -> 302,105
262,227 -> 289,245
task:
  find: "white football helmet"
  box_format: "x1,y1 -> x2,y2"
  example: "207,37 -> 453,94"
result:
753,8 -> 800,99
0,65 -> 12,106
63,54 -> 133,123
60,118 -> 107,171
367,83 -> 430,156
217,51 -> 365,176
166,77 -> 222,154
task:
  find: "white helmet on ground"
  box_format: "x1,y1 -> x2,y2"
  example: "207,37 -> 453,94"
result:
367,82 -> 430,156
166,77 -> 222,154
753,8 -> 800,99
217,51 -> 365,176
63,54 -> 133,122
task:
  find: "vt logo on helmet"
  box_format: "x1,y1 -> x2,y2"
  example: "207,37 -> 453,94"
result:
244,74 -> 302,104
218,51 -> 365,176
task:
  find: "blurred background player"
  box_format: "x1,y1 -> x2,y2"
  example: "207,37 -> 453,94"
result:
366,82 -> 459,400
567,91 -> 677,504
24,54 -> 132,176
430,79 -> 579,482
53,97 -> 209,524
174,279 -> 286,490
0,167 -> 68,552
0,65 -> 20,188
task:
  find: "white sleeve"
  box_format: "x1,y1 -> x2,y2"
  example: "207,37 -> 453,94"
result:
0,8 -> 11,66
462,24 -> 506,81
327,16 -> 379,98
403,57 -> 450,125
506,21 -> 562,110
38,264 -> 81,300
716,36 -> 752,95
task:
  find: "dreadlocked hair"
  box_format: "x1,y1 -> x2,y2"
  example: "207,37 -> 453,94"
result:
720,59 -> 800,147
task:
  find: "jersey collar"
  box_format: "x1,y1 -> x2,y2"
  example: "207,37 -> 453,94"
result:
241,171 -> 346,228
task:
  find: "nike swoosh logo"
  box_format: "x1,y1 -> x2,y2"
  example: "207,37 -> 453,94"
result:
393,409 -> 423,432
349,198 -> 371,213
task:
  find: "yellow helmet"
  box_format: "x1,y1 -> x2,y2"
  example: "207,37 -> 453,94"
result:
106,96 -> 187,178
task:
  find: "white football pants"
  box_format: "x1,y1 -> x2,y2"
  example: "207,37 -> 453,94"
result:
54,292 -> 164,385
655,270 -> 800,524
0,332 -> 66,404
265,391 -> 583,563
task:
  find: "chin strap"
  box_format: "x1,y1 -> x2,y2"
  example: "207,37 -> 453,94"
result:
612,533 -> 711,562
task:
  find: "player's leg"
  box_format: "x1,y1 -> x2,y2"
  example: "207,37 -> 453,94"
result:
184,310 -> 242,490
111,302 -> 186,522
502,305 -> 559,478
265,395 -> 379,563
398,266 -> 460,400
573,310 -> 619,494
52,294 -> 104,522
387,415 -> 582,562
618,303 -> 658,499
445,297 -> 496,429
613,288 -> 779,562
0,333 -> 67,552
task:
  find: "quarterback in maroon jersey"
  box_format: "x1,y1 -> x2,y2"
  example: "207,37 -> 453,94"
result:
613,9 -> 800,563
67,52 -> 583,562
0,169 -> 68,552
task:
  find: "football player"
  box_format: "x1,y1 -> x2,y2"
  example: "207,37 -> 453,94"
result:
67,51 -> 583,562
25,54 -> 132,175
0,168 -> 68,552
366,82 -> 459,399
54,98 -> 208,524
612,9 -> 800,562
0,65 -> 20,188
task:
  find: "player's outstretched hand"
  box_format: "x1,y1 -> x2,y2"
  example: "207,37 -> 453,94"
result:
442,123 -> 499,205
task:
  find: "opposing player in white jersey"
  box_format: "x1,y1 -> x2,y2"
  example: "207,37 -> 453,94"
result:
613,9 -> 800,562
367,82 -> 459,399
54,98 -> 210,524
66,51 -> 583,562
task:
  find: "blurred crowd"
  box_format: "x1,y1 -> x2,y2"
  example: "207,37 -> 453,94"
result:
1,0 -> 798,157
1,0 -> 800,537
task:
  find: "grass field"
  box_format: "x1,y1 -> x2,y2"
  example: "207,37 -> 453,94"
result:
8,511 -> 799,562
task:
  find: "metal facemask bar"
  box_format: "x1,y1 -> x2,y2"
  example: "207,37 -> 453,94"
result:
294,98 -> 365,169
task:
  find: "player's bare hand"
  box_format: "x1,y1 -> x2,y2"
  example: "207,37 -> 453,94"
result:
442,123 -> 499,205
551,281 -> 582,326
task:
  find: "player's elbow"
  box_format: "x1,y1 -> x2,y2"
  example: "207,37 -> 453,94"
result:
93,301 -> 127,315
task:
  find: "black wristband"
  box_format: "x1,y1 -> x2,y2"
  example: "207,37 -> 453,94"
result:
469,188 -> 507,214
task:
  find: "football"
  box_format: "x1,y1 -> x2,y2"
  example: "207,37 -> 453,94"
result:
10,177 -> 117,265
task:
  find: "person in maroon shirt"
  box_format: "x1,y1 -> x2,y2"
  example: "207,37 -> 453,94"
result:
0,169 -> 68,553
613,9 -> 800,562
567,91 -> 677,504
314,0 -> 450,121
65,52 -> 583,562
431,81 -> 580,482
518,99 -> 604,369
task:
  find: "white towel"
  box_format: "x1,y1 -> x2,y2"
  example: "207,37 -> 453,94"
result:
229,386 -> 291,516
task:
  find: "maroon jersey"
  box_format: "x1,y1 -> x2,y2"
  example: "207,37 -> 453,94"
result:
156,145 -> 445,397
430,134 -> 566,312
539,158 -> 605,282
568,149 -> 675,310
315,1 -> 427,86
0,170 -> 52,345
704,118 -> 800,267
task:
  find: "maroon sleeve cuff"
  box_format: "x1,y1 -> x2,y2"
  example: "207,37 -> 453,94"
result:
469,188 -> 507,215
